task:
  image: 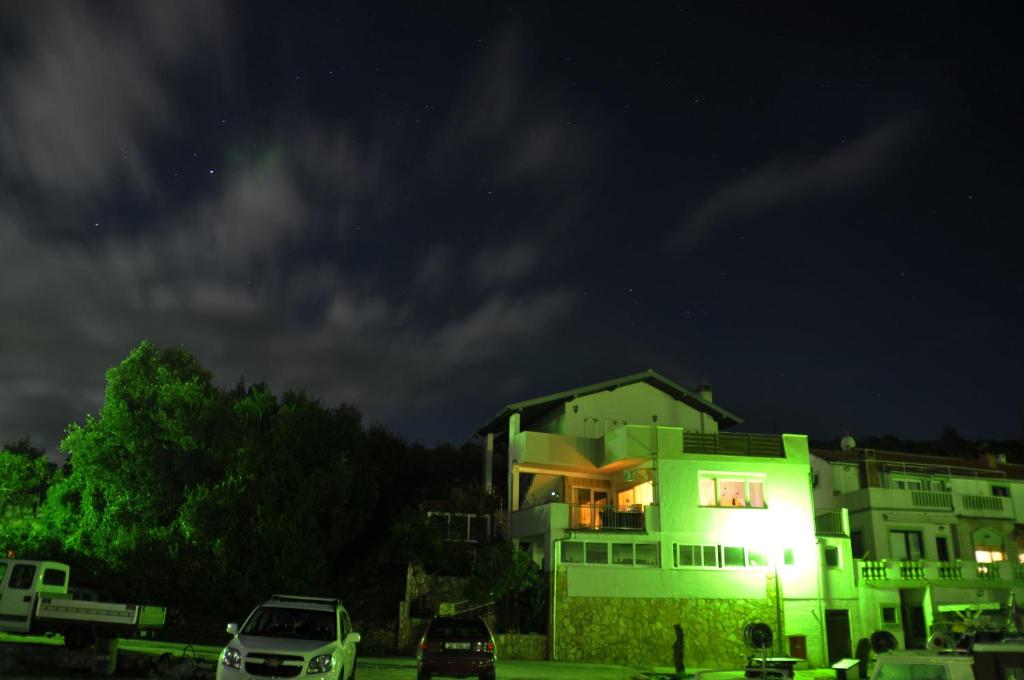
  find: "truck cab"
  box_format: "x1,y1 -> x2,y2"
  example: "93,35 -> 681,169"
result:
0,559 -> 70,632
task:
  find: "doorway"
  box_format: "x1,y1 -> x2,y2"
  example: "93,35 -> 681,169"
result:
825,609 -> 852,665
900,589 -> 928,649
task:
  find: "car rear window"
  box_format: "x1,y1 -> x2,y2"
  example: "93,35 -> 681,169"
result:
428,619 -> 489,638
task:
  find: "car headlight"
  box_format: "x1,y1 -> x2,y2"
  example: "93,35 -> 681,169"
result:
307,654 -> 333,674
221,647 -> 242,669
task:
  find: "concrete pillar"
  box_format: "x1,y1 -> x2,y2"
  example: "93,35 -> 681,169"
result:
484,432 -> 494,494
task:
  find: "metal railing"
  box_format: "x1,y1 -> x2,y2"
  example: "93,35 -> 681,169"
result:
815,510 -> 848,536
569,503 -> 646,531
961,494 -> 1005,512
682,432 -> 785,457
910,490 -> 953,510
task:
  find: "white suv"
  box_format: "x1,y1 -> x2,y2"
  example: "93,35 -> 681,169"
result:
217,595 -> 360,680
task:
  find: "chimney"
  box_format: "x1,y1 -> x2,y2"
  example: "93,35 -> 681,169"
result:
695,384 -> 713,403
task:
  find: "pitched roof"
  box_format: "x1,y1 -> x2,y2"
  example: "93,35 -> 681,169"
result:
476,369 -> 743,437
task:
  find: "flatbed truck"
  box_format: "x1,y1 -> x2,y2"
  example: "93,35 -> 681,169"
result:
0,558 -> 165,648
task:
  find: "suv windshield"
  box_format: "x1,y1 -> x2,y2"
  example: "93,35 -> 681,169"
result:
241,606 -> 337,641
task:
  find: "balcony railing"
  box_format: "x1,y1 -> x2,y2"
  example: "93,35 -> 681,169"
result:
939,562 -> 963,579
856,559 -> 1023,584
569,503 -> 646,531
977,563 -> 1002,579
954,493 -> 1013,518
682,432 -> 785,458
815,510 -> 848,536
899,560 -> 926,580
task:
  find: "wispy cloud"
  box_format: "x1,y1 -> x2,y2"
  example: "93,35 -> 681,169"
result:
0,2 -> 228,203
673,119 -> 913,250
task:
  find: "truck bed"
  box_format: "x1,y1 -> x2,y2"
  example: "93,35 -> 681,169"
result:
36,597 -> 167,630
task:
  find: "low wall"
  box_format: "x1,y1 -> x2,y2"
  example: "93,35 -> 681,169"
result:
495,633 -> 548,660
553,568 -> 781,668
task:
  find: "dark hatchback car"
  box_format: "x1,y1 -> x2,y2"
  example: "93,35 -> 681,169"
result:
416,616 -> 496,680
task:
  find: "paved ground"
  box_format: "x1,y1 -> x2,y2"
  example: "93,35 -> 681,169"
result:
1,634 -> 844,679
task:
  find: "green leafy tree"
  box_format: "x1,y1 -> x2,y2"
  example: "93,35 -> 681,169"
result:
44,341 -> 228,601
467,542 -> 546,633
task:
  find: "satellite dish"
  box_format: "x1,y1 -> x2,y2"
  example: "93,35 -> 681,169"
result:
870,630 -> 898,653
841,435 -> 857,452
744,622 -> 773,649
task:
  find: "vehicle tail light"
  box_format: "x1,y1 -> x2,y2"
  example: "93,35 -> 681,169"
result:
486,642 -> 494,652
420,642 -> 429,651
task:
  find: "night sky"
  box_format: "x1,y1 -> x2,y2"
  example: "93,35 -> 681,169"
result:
2,2 -> 1021,455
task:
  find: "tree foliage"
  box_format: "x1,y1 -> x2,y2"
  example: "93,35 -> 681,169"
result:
3,340 -> 504,631
467,542 -> 546,633
13,342 -> 380,616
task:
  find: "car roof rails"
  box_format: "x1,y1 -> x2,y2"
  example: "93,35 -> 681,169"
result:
269,594 -> 342,608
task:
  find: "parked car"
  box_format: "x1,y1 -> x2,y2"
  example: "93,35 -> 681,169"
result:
217,594 -> 360,680
416,616 -> 496,680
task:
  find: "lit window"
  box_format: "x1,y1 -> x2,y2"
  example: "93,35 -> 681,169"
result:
718,480 -> 745,507
975,547 -> 1006,563
698,475 -> 768,508
698,478 -> 716,506
617,481 -> 654,508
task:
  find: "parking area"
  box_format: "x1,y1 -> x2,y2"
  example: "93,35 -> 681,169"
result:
1,634 -> 844,680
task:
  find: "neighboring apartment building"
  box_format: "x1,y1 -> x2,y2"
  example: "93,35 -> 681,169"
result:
812,448 -> 1024,652
477,370 -> 831,669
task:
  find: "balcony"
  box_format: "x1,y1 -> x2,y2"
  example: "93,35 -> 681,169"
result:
855,559 -> 1024,585
841,487 -> 954,513
953,493 -> 1014,519
569,504 -> 647,531
509,502 -> 658,538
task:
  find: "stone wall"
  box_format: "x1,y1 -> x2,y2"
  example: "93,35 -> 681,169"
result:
553,567 -> 782,668
494,633 -> 548,661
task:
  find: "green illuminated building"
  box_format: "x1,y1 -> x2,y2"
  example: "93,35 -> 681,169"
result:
478,371 -> 1024,669
477,370 -> 833,669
